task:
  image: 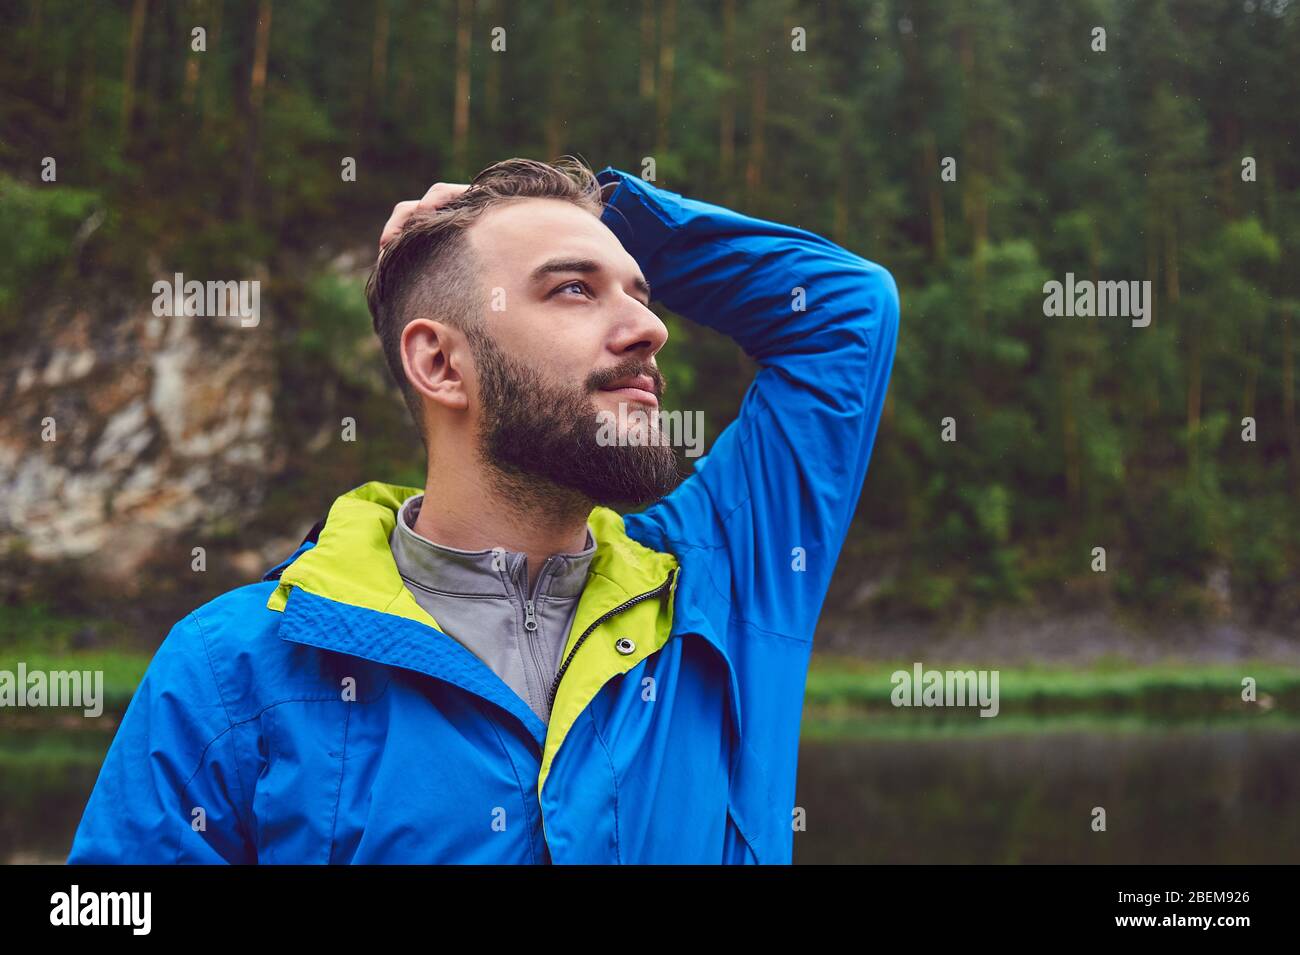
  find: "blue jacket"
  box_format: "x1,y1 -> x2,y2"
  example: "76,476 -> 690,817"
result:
68,168 -> 900,864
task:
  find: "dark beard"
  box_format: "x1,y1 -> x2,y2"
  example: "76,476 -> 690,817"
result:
468,327 -> 682,511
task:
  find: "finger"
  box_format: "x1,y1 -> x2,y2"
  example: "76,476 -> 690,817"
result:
379,185 -> 470,248
413,187 -> 448,216
416,182 -> 469,212
420,182 -> 449,204
379,200 -> 420,248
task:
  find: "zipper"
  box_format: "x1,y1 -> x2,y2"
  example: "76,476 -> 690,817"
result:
522,596 -> 547,714
515,555 -> 550,715
546,568 -> 677,715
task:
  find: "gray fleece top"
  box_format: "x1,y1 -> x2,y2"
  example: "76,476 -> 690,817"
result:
388,493 -> 597,723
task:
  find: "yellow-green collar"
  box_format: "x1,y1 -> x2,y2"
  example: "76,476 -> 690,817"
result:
266,480 -> 680,799
266,481 -> 676,619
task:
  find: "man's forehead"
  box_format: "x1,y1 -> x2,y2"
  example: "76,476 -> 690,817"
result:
468,198 -> 629,274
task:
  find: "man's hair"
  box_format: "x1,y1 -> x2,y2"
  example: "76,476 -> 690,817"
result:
364,157 -> 605,442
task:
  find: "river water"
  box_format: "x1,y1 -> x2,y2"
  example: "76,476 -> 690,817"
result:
4,720 -> 1297,863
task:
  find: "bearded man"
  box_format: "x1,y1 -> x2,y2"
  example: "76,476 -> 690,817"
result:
69,158 -> 900,864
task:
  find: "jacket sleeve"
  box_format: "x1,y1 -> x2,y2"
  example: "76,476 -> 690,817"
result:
600,168 -> 900,644
67,612 -> 255,864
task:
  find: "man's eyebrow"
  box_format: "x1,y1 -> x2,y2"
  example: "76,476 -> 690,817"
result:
530,257 -> 652,302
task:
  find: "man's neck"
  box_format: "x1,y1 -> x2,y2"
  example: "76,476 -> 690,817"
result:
412,455 -> 592,592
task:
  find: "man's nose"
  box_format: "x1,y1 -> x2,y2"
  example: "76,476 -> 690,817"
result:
611,299 -> 668,357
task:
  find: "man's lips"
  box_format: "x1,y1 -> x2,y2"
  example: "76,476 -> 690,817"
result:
599,375 -> 659,408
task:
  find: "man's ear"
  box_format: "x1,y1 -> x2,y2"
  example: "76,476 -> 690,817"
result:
401,318 -> 469,412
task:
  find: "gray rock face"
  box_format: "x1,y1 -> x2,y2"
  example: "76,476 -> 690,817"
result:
0,295 -> 280,585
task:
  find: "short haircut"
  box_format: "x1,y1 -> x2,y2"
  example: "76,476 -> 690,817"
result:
364,157 -> 605,442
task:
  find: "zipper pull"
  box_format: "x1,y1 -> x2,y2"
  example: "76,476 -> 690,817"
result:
524,600 -> 538,632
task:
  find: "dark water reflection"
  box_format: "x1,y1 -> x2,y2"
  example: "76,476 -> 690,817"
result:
794,725 -> 1300,863
3,724 -> 1297,863
0,725 -> 111,864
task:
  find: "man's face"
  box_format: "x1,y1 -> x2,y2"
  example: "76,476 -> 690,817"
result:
463,198 -> 680,508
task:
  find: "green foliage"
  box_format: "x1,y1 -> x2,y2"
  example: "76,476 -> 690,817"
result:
2,0 -> 1299,625
0,177 -> 99,314
299,272 -> 385,389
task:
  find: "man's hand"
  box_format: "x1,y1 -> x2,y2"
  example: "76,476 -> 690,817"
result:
378,181 -> 470,249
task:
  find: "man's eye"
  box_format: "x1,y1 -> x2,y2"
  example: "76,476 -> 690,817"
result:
553,280 -> 590,298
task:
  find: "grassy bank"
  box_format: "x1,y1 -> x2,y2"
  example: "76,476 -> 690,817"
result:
0,647 -> 148,715
806,655 -> 1300,717
3,636 -> 1299,725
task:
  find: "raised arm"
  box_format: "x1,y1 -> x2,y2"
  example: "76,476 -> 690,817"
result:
600,168 -> 901,644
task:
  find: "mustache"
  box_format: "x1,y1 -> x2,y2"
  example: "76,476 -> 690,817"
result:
586,358 -> 666,397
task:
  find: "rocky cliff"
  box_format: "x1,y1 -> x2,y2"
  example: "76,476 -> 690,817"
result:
0,291 -> 281,588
